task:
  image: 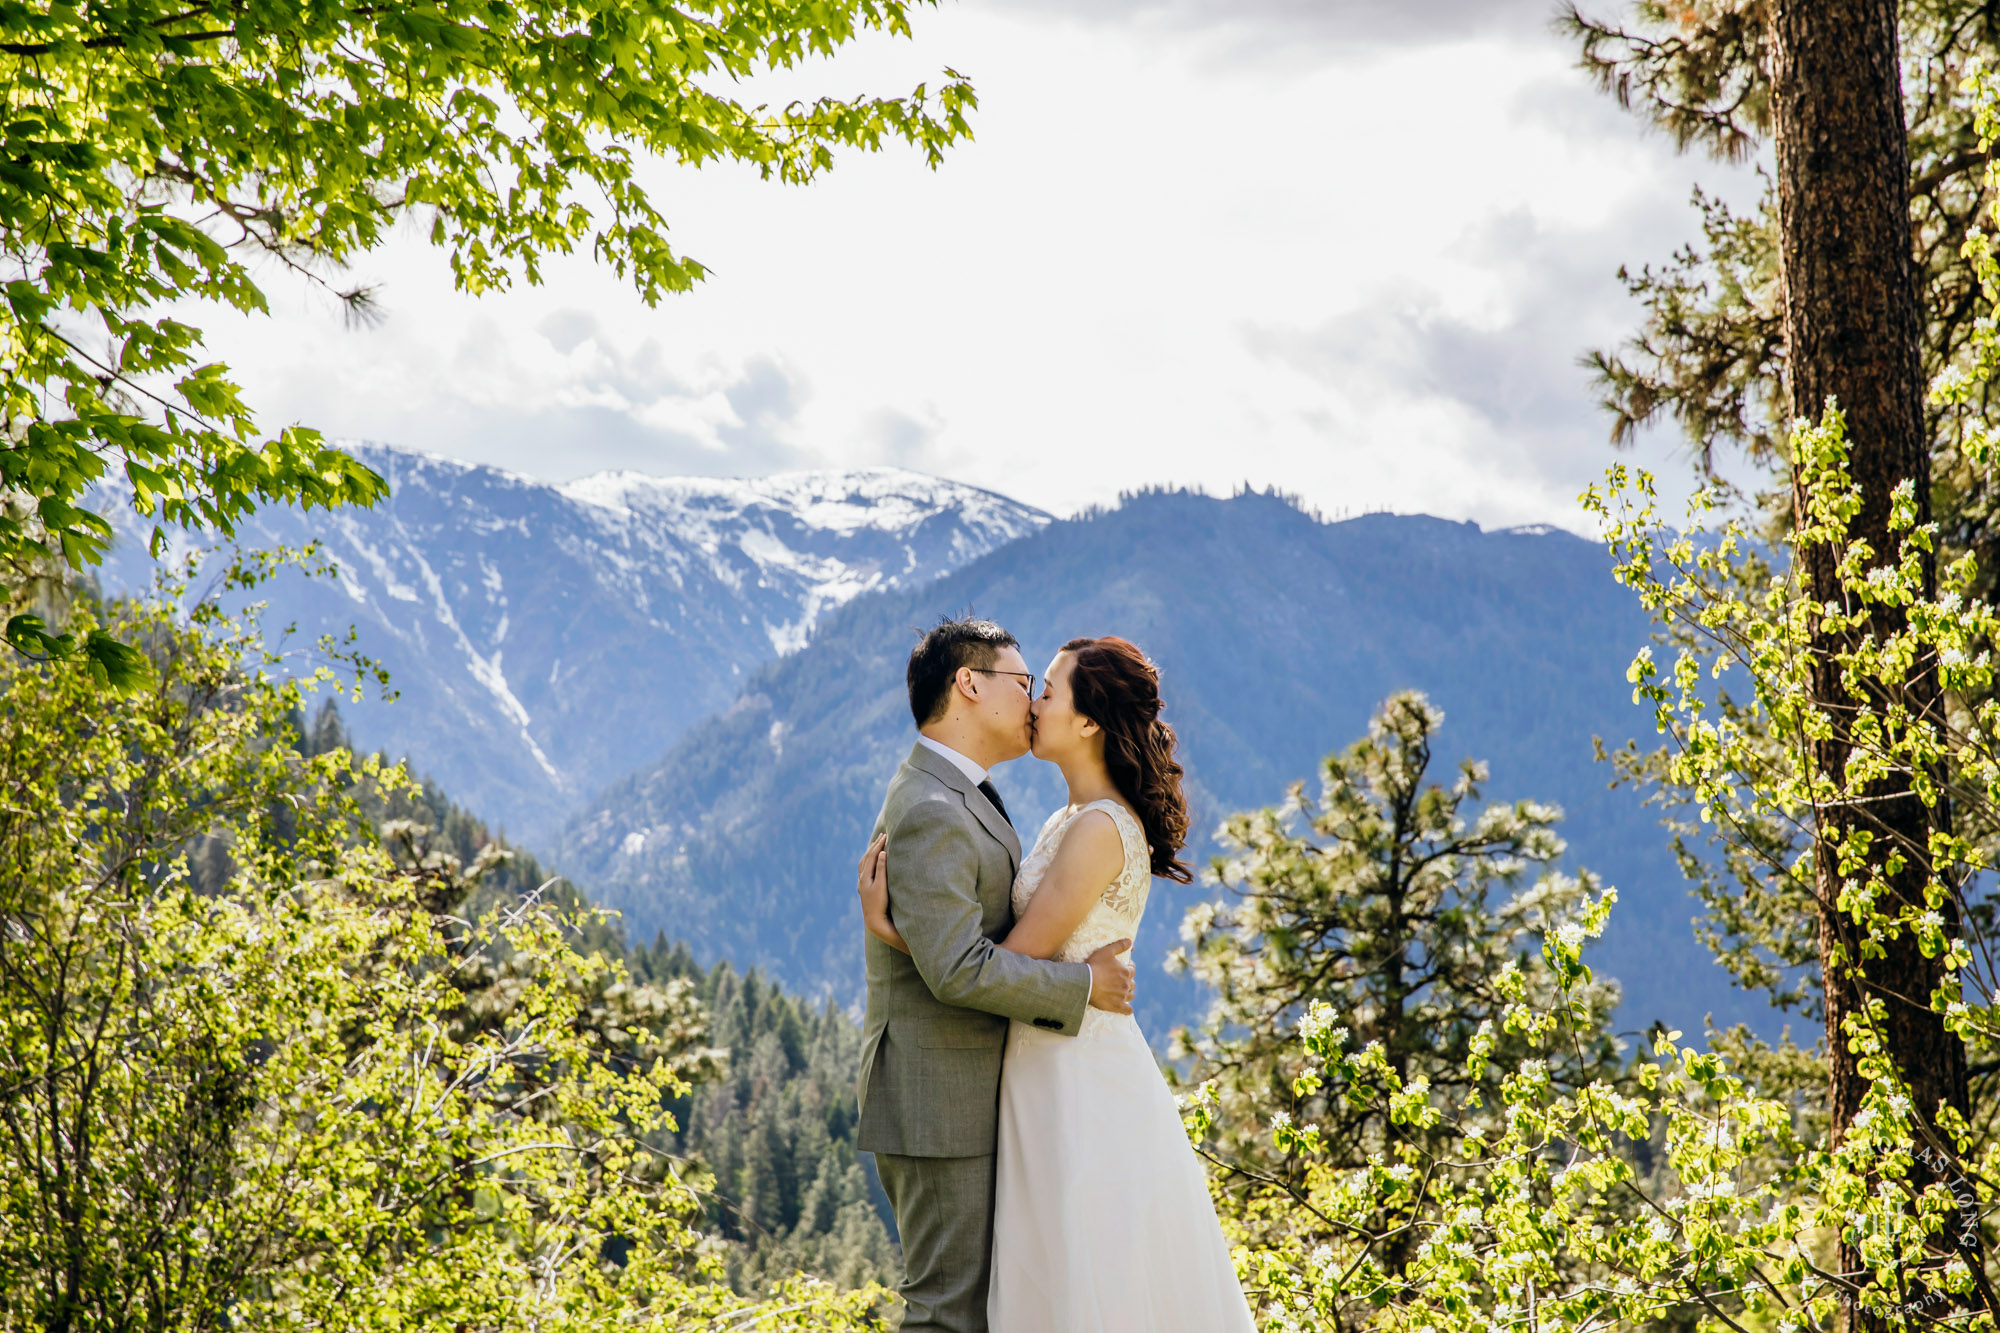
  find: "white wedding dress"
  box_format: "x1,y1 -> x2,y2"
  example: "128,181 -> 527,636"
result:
987,799 -> 1256,1333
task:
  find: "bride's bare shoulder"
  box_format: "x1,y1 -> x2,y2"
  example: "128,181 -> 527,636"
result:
1050,807 -> 1124,873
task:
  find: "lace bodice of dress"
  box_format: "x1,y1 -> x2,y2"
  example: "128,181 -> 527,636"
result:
1010,799 -> 1153,966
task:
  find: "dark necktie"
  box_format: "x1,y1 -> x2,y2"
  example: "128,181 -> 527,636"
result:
977,778 -> 1012,827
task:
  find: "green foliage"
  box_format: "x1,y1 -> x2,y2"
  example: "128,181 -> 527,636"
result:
1587,55 -> 2000,1074
1189,36 -> 2000,1326
1191,204 -> 2000,1317
0,0 -> 972,673
1592,508 -> 1829,1042
1294,390 -> 2000,1330
288,696 -> 898,1302
1202,951 -> 1841,1333
1174,691 -> 1625,1171
0,571 -> 890,1329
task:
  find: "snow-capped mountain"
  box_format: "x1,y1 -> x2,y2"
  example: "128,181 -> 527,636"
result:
93,442 -> 1050,840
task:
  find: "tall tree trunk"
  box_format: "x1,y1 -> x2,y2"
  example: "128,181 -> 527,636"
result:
1771,0 -> 1971,1319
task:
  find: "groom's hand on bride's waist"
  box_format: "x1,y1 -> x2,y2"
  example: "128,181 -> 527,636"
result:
1086,939 -> 1136,1015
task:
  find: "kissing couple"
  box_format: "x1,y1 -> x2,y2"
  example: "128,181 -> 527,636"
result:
853,618 -> 1254,1332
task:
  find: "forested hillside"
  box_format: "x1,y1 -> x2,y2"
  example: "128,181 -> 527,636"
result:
559,488 -> 1752,1036
632,941 -> 899,1292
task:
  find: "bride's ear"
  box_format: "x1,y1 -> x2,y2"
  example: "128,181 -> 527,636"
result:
1079,715 -> 1100,738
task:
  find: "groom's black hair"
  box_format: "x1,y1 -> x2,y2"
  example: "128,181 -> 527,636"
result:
908,616 -> 1019,726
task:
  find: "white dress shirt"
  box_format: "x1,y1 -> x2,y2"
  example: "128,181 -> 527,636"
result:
917,734 -> 990,787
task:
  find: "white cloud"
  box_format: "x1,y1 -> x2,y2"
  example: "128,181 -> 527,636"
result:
991,0 -> 1568,61
184,1 -> 1754,531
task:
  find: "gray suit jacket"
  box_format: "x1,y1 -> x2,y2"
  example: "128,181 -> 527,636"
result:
855,743 -> 1093,1158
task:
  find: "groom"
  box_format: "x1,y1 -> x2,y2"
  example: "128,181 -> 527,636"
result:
856,616 -> 1137,1332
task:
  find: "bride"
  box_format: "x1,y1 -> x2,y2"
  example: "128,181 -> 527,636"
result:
857,635 -> 1255,1333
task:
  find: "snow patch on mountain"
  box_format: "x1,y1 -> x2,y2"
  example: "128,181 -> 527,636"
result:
555,465 -> 1044,652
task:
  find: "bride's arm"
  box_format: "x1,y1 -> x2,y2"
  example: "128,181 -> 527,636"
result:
996,810 -> 1124,960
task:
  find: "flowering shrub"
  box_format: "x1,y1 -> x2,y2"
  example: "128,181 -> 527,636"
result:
1188,783 -> 1996,1330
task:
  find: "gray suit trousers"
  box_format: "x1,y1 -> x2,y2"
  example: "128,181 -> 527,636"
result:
874,1151 -> 996,1333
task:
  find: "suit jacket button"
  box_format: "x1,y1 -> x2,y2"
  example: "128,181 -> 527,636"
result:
1033,1017 -> 1061,1030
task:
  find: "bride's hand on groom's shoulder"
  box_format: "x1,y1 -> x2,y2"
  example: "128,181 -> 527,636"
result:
856,835 -> 912,954
1086,938 -> 1136,1015
856,834 -> 888,916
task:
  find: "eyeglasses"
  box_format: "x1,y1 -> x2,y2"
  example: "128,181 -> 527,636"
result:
969,668 -> 1037,697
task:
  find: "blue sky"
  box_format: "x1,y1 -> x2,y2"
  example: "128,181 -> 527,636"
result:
191,0 -> 1757,529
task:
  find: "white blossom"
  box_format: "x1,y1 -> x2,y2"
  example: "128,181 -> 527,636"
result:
1175,1081 -> 1217,1114
1181,902 -> 1219,941
1297,999 -> 1340,1044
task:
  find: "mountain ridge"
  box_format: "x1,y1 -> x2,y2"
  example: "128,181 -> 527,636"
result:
93,442 -> 1051,839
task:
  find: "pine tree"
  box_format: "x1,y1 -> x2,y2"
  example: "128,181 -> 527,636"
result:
1766,10 -> 1972,1268
1174,692 -> 1624,1274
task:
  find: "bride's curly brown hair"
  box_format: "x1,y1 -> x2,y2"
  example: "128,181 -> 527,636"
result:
1060,636 -> 1192,884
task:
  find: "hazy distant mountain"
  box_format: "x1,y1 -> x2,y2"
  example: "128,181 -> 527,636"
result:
94,444 -> 1050,839
557,488 -> 1768,1039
